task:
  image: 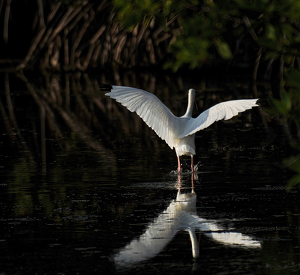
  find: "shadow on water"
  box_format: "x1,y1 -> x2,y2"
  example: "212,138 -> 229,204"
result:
0,70 -> 300,274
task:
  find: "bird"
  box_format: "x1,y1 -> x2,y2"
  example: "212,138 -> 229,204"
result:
114,175 -> 260,267
105,85 -> 259,173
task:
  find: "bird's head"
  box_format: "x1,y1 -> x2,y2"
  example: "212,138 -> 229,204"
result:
189,89 -> 198,113
188,89 -> 195,97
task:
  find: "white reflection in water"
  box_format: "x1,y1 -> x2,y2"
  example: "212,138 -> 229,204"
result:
114,174 -> 260,267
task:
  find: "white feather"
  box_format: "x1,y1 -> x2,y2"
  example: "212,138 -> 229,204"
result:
178,99 -> 259,138
106,86 -> 258,168
106,86 -> 182,149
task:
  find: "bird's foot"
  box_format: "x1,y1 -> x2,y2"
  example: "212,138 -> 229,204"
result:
169,169 -> 182,175
191,162 -> 201,173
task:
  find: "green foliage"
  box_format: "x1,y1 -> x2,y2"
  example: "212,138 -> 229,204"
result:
114,0 -> 300,191
285,158 -> 300,192
113,0 -> 300,70
269,68 -> 300,191
286,174 -> 300,192
285,68 -> 300,89
269,90 -> 292,115
113,0 -> 162,30
215,38 -> 233,60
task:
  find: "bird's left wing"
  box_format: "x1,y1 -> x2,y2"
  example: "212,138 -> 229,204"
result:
179,99 -> 258,138
106,86 -> 180,149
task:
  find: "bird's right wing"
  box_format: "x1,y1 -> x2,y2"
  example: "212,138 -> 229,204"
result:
106,86 -> 180,149
179,99 -> 258,138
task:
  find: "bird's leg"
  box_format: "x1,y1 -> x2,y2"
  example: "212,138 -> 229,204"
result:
177,156 -> 181,173
177,173 -> 182,191
191,172 -> 195,190
191,155 -> 194,173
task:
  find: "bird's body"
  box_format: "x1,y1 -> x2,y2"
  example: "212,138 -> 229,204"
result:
105,86 -> 258,172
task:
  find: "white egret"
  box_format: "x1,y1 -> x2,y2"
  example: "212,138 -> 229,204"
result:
105,86 -> 258,172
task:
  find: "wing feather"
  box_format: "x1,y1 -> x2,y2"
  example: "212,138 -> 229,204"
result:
179,99 -> 258,138
106,86 -> 180,149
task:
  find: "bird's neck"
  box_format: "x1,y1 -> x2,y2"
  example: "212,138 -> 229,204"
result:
188,228 -> 199,258
183,91 -> 194,117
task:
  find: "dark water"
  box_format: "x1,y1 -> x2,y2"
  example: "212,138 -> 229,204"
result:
0,71 -> 299,274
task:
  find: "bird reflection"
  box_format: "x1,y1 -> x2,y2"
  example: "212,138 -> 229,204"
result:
114,174 -> 260,267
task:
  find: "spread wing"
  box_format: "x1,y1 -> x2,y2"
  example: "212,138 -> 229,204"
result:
179,99 -> 258,138
106,86 -> 181,149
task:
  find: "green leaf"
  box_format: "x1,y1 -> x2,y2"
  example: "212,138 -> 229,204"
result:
283,154 -> 300,174
280,23 -> 294,42
281,90 -> 292,111
215,39 -> 233,60
269,94 -> 291,115
264,51 -> 279,60
265,23 -> 276,41
285,68 -> 300,89
286,174 -> 300,192
259,38 -> 280,51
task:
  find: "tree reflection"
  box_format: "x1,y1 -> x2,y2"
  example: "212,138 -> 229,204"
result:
0,68 -> 296,223
1,69 -> 265,171
0,69 -> 300,274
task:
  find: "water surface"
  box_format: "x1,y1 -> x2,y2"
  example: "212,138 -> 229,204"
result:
0,71 -> 299,274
